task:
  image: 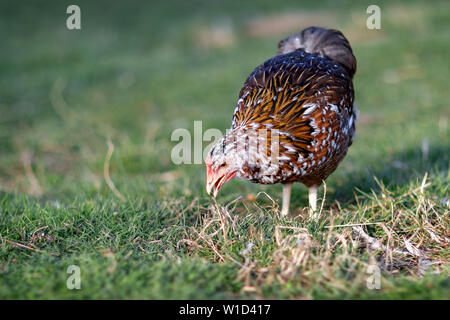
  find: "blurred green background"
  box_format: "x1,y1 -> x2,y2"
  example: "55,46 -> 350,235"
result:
1,0 -> 448,200
0,0 -> 448,299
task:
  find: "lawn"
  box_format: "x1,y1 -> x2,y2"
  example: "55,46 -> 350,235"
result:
0,0 -> 448,299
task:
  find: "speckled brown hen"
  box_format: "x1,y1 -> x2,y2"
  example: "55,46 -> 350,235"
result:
205,26 -> 357,216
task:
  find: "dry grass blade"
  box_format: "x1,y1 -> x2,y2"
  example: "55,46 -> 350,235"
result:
104,140 -> 126,201
20,150 -> 43,197
3,239 -> 57,256
353,225 -> 384,251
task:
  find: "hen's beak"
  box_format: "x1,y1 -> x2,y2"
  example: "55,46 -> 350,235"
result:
206,171 -> 236,198
206,175 -> 220,198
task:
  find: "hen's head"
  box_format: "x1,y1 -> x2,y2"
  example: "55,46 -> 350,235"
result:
205,136 -> 239,198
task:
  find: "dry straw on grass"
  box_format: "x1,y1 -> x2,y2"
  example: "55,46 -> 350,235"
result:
177,174 -> 448,296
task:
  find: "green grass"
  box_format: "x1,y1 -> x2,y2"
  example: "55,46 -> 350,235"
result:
0,0 -> 449,299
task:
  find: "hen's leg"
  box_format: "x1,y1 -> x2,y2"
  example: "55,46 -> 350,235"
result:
281,183 -> 293,216
308,185 -> 318,216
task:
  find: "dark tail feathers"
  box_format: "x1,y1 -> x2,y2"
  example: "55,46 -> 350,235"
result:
277,26 -> 357,78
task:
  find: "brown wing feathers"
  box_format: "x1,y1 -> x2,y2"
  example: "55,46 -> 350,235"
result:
228,27 -> 356,186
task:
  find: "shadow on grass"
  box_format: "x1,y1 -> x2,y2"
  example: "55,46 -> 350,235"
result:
331,142 -> 449,204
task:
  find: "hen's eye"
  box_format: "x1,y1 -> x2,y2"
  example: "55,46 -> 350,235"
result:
220,163 -> 227,168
